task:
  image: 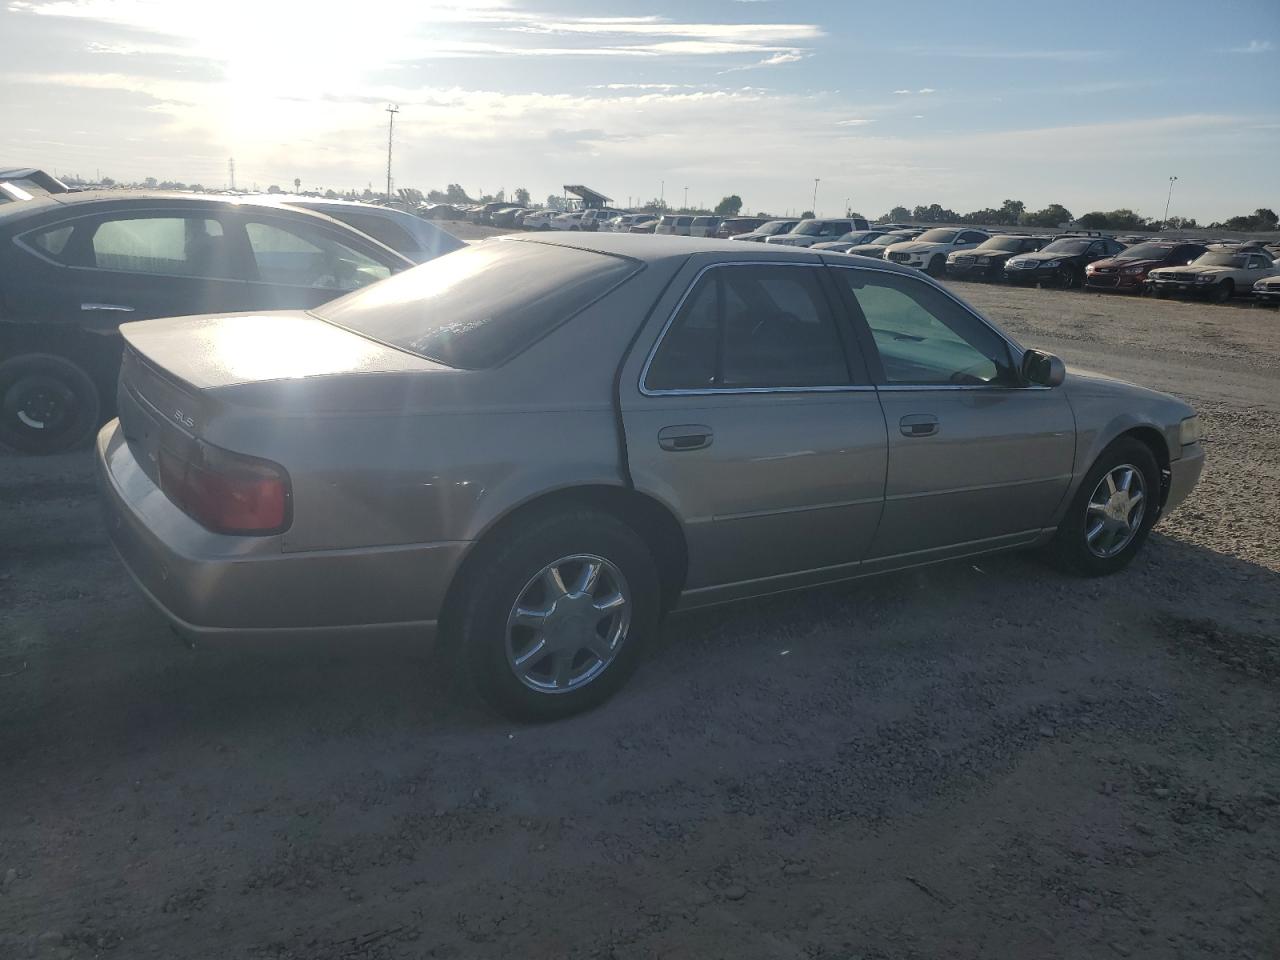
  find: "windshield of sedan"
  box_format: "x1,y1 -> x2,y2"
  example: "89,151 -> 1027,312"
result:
976,236 -> 1030,253
1194,251 -> 1248,267
869,234 -> 907,246
1115,242 -> 1174,260
314,239 -> 638,369
758,220 -> 796,235
915,229 -> 959,243
838,231 -> 880,244
1041,238 -> 1093,254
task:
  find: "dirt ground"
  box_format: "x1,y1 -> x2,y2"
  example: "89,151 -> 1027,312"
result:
1,274 -> 1277,959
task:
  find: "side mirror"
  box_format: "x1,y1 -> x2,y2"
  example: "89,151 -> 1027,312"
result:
1021,348 -> 1066,387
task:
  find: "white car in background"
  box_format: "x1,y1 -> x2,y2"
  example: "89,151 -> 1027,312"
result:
883,227 -> 991,277
549,212 -> 586,231
603,213 -> 656,233
764,218 -> 870,248
521,210 -> 560,231
688,216 -> 722,238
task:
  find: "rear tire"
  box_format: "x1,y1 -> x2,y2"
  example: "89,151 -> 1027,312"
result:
1049,437 -> 1160,577
0,353 -> 102,455
451,508 -> 661,722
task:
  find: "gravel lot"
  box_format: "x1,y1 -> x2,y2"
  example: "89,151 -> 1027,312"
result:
1,267 -> 1277,959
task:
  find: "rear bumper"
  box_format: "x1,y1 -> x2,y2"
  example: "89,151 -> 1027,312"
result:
1164,442 -> 1205,516
96,420 -> 466,641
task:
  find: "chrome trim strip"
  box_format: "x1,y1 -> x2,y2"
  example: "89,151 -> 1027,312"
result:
712,494 -> 883,522
637,259 -> 1033,398
884,474 -> 1072,502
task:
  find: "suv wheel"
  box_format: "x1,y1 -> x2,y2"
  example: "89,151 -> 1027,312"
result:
1050,437 -> 1160,576
0,353 -> 102,455
453,508 -> 661,721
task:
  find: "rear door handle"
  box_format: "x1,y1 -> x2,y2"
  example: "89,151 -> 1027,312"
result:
899,414 -> 939,438
658,424 -> 713,452
81,303 -> 135,313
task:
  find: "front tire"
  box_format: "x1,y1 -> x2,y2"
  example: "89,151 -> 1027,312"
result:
1059,265 -> 1079,289
0,353 -> 102,455
1050,437 -> 1160,577
1213,280 -> 1233,303
926,255 -> 945,278
452,508 -> 661,721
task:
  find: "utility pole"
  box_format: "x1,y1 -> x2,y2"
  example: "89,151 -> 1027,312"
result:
812,178 -> 820,216
845,196 -> 850,217
1163,176 -> 1178,230
660,180 -> 664,206
228,157 -> 236,192
385,104 -> 399,202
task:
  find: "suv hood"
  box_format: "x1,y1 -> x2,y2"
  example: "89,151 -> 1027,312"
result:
887,241 -> 948,255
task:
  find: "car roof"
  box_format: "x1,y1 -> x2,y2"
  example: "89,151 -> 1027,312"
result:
500,231 -> 928,276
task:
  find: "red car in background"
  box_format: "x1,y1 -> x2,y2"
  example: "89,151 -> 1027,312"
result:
1085,240 -> 1207,293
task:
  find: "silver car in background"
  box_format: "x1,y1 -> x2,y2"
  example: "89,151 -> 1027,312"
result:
97,235 -> 1204,720
268,197 -> 465,263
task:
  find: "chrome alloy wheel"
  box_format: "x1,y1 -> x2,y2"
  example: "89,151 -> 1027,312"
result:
1085,464 -> 1147,559
505,554 -> 631,694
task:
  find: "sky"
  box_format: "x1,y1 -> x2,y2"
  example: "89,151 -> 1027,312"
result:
1,0 -> 1276,222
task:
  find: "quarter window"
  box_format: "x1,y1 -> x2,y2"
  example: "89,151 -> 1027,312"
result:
834,270 -> 1014,386
90,216 -> 230,278
646,265 -> 852,391
244,220 -> 391,290
28,224 -> 74,261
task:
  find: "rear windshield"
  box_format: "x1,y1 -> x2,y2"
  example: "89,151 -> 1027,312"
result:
314,240 -> 638,369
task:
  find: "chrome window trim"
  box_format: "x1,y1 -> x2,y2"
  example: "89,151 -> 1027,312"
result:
638,260 -> 862,398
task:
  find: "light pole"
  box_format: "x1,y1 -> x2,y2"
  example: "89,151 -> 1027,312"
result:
1163,176 -> 1178,230
385,104 -> 399,202
812,178 -> 820,216
683,185 -> 688,210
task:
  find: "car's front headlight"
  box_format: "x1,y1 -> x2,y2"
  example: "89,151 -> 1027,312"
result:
974,256 -> 989,264
1179,416 -> 1202,446
1122,265 -> 1146,274
1041,260 -> 1061,269
1196,274 -> 1216,283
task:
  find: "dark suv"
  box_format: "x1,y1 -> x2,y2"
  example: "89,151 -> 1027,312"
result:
0,192 -> 412,453
1004,233 -> 1127,288
946,235 -> 1049,281
1084,240 -> 1207,293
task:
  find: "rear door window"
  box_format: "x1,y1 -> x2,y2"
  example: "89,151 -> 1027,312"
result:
89,216 -> 233,278
645,265 -> 853,391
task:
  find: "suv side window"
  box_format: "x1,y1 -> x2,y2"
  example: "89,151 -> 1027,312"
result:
646,265 -> 852,391
89,215 -> 233,278
833,269 -> 1014,386
243,219 -> 392,290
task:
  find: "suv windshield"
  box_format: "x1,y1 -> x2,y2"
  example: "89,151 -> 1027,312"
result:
1042,238 -> 1093,254
915,229 -> 959,243
1194,252 -> 1247,268
1116,243 -> 1174,260
977,237 -> 1030,253
314,240 -> 637,369
794,220 -> 833,236
758,221 -> 794,235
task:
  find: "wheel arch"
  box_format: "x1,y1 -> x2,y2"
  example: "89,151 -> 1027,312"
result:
1118,425 -> 1172,507
439,483 -> 689,633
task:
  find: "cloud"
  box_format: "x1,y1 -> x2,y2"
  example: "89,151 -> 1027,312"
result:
720,49 -> 807,72
836,119 -> 873,126
892,89 -> 911,95
916,87 -> 936,94
1223,39 -> 1274,54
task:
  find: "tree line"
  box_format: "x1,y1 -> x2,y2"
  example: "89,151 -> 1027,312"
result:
876,199 -> 1279,232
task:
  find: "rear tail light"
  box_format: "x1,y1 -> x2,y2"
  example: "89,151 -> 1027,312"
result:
158,441 -> 291,535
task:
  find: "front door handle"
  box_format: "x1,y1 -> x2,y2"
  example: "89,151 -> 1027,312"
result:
81,303 -> 135,313
658,424 -> 713,452
899,414 -> 939,438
